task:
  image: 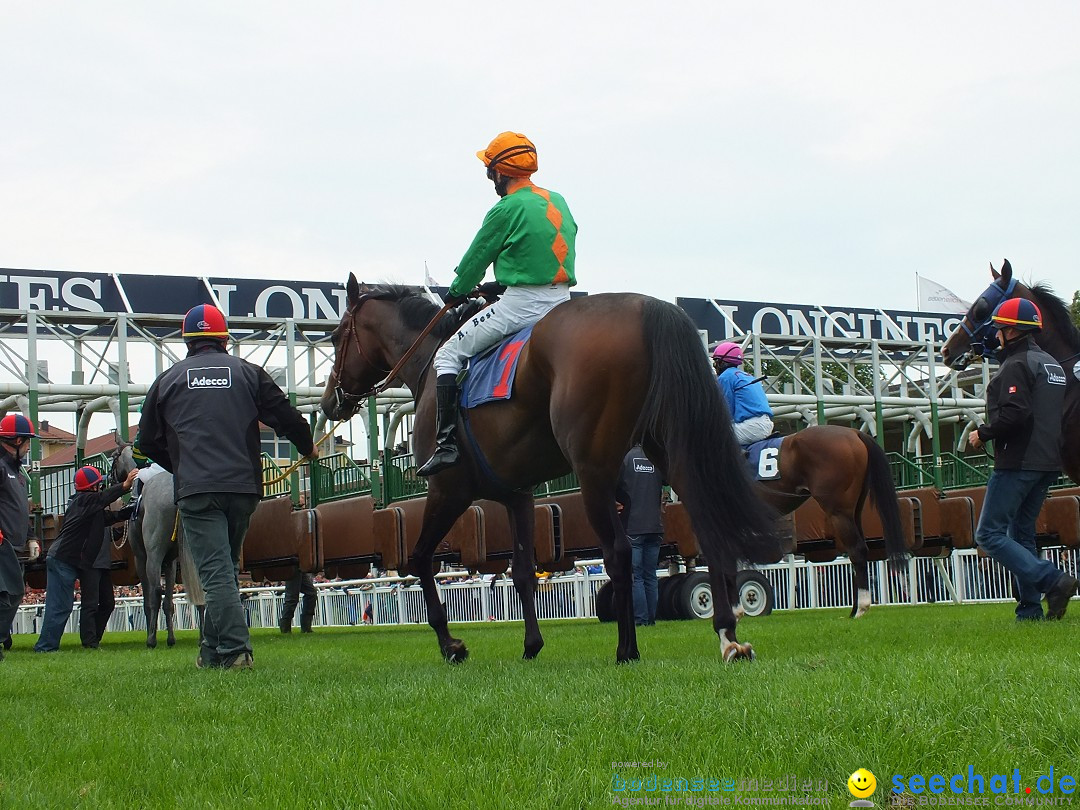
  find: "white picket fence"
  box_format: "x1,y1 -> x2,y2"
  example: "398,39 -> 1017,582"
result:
11,547 -> 1078,637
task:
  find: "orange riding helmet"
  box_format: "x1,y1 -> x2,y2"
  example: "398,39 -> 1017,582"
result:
477,132 -> 538,178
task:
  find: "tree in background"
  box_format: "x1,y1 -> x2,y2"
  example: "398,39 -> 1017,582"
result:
1071,290 -> 1080,328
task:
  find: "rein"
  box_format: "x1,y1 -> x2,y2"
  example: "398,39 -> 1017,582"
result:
331,296 -> 454,415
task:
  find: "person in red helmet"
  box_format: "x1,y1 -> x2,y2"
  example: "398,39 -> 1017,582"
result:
968,297 -> 1075,620
137,303 -> 317,670
34,465 -> 137,652
418,131 -> 578,477
0,414 -> 37,660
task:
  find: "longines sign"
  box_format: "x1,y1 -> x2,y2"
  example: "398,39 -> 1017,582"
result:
0,268 -> 346,323
677,297 -> 964,344
1,268 -> 963,342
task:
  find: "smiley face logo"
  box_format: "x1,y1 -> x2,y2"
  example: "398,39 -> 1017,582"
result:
847,768 -> 877,798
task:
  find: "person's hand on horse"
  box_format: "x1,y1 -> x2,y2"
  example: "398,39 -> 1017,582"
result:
123,468 -> 138,490
443,291 -> 469,307
305,446 -> 321,461
476,281 -> 507,302
968,432 -> 984,451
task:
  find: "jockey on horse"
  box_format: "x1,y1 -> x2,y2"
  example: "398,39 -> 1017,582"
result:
417,131 -> 578,477
711,342 -> 774,447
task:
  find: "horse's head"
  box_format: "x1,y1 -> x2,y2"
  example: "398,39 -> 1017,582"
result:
940,259 -> 1029,370
108,440 -> 136,486
320,274 -> 395,421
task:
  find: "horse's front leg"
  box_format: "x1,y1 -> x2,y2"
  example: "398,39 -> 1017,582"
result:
711,567 -> 753,662
581,482 -> 637,663
505,493 -> 543,659
410,489 -> 471,663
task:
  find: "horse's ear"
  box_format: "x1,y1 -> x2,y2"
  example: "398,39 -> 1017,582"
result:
990,261 -> 999,280
1000,258 -> 1012,282
346,273 -> 360,306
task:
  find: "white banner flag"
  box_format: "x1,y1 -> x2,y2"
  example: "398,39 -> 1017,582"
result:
917,275 -> 970,314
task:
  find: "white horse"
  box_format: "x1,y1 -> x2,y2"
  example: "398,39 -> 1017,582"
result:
110,441 -> 205,648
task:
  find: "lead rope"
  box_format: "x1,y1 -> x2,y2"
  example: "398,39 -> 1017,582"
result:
262,422 -> 342,488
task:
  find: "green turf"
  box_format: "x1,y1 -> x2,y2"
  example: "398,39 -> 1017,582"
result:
1,604 -> 1078,809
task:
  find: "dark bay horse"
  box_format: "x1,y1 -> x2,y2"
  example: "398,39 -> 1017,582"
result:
940,259 -> 1080,484
754,425 -> 907,617
321,278 -> 782,664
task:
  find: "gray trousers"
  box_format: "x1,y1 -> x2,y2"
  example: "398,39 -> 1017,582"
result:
178,492 -> 260,662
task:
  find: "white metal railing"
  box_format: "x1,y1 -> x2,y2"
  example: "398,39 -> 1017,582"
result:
10,548 -> 1077,637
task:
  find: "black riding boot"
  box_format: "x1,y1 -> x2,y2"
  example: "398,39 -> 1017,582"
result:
417,375 -> 461,477
300,610 -> 315,633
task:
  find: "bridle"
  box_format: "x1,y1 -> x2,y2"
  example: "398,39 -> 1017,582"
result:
330,293 -> 454,418
330,295 -> 391,418
953,276 -> 1017,365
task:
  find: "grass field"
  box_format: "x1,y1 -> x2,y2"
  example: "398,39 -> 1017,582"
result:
2,604 -> 1079,809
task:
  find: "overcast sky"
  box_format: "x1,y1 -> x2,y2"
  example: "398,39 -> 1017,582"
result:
2,2 -> 1078,312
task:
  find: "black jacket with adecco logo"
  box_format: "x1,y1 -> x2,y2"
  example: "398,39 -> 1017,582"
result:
976,336 -> 1066,472
137,343 -> 315,501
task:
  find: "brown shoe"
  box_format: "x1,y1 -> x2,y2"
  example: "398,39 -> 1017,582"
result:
1046,574 -> 1078,620
221,652 -> 253,670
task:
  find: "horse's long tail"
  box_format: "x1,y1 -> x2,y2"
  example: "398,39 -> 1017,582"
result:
635,299 -> 782,573
857,431 -> 907,563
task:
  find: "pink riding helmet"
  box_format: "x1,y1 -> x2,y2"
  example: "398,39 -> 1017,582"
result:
711,341 -> 744,365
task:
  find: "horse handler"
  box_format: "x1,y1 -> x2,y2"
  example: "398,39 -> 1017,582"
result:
34,466 -> 136,652
0,414 -> 39,661
136,304 -> 318,670
969,298 -> 1076,620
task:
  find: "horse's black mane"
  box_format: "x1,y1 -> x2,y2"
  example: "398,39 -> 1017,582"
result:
363,284 -> 482,339
1029,282 -> 1080,353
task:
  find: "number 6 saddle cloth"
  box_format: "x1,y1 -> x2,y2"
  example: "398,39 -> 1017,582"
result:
745,436 -> 784,481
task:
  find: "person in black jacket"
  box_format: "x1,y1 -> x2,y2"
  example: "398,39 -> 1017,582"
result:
615,445 -> 665,626
79,509 -> 127,648
969,298 -> 1076,620
136,304 -> 318,670
0,414 -> 38,661
34,466 -> 135,652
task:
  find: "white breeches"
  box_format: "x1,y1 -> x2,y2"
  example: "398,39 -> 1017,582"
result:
433,284 -> 571,377
733,414 -> 774,446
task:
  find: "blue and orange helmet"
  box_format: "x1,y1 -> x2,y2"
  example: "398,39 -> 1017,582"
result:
182,304 -> 229,342
991,298 -> 1042,333
0,414 -> 36,440
74,466 -> 105,491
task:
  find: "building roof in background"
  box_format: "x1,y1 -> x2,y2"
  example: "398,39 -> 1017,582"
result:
36,421 -> 77,443
41,426 -> 137,467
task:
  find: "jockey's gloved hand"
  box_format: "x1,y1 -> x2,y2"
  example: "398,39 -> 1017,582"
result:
476,282 -> 507,301
443,291 -> 468,307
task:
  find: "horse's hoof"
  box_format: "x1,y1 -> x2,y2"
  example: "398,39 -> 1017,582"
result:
146,639 -> 157,650
616,650 -> 641,664
721,642 -> 755,663
443,640 -> 468,664
522,638 -> 544,660
167,638 -> 176,647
